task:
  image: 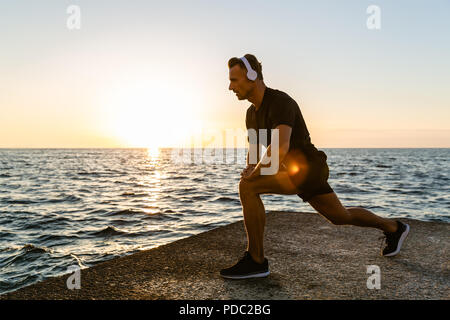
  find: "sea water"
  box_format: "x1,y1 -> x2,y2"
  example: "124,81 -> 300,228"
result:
0,148 -> 448,294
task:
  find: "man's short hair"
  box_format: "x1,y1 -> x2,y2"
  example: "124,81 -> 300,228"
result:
228,54 -> 263,81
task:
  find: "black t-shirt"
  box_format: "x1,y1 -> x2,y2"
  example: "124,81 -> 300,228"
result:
245,87 -> 324,162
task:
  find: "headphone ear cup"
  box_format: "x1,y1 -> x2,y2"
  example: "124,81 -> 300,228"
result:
240,56 -> 258,81
247,70 -> 257,81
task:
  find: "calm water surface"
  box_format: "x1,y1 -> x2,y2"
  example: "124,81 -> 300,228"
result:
0,148 -> 448,294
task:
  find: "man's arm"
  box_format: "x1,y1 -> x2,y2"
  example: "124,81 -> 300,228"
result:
272,124 -> 291,164
243,125 -> 291,179
241,145 -> 257,177
247,139 -> 259,166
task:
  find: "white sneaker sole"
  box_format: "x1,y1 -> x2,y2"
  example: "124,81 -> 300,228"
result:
220,270 -> 270,280
383,223 -> 410,257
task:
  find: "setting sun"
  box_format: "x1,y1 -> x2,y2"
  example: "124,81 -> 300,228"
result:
99,78 -> 202,148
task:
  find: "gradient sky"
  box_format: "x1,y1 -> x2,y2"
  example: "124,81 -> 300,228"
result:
1,0 -> 449,148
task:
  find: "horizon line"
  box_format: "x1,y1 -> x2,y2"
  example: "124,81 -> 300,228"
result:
1,147 -> 449,150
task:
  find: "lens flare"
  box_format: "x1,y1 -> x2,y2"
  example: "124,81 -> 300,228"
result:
283,150 -> 311,187
289,164 -> 300,175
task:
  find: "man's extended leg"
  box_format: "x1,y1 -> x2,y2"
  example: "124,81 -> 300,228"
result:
306,191 -> 410,256
238,171 -> 299,263
306,192 -> 398,233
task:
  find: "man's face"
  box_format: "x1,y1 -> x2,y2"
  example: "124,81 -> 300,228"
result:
228,65 -> 254,101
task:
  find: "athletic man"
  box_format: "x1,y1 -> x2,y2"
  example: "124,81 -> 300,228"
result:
220,54 -> 410,279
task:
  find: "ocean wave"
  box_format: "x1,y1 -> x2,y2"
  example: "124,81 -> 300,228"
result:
21,244 -> 53,254
142,205 -> 158,210
126,228 -> 170,238
4,184 -> 21,190
176,187 -> 197,193
4,199 -> 37,204
0,230 -> 14,239
77,171 -> 124,178
334,185 -> 369,194
106,169 -> 127,174
167,176 -> 188,180
37,233 -> 80,243
132,183 -> 149,188
432,197 -> 449,203
387,188 -> 428,195
109,218 -> 139,226
0,244 -> 54,269
386,188 -> 402,193
89,225 -> 127,237
160,194 -> 176,200
77,171 -> 98,175
401,190 -> 427,195
5,195 -> 83,205
210,196 -> 240,204
0,273 -> 40,294
86,208 -> 108,215
375,164 -> 392,168
179,198 -> 194,203
45,195 -> 82,203
108,209 -> 147,216
120,192 -> 149,197
41,215 -> 74,226
413,172 -> 430,179
160,212 -> 181,221
191,195 -> 210,201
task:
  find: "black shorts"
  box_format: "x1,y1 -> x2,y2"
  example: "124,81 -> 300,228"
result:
283,150 -> 334,203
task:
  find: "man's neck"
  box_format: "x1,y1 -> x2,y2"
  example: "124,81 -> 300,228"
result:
249,82 -> 267,111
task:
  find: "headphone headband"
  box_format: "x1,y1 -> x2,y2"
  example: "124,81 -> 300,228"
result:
240,56 -> 258,81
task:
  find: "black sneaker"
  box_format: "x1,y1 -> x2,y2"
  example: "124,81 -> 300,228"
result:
220,251 -> 270,279
380,221 -> 410,257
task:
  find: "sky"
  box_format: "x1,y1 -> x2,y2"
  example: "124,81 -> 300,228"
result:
0,0 -> 449,148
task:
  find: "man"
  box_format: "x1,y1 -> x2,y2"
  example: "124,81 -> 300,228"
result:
220,54 -> 410,280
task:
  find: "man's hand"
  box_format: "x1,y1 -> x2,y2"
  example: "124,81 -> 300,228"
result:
241,125 -> 291,179
241,164 -> 256,178
241,165 -> 260,180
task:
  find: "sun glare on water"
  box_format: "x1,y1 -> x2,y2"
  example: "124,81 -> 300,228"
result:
147,146 -> 160,159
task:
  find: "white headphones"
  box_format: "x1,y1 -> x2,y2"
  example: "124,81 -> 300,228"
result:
240,56 -> 258,81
